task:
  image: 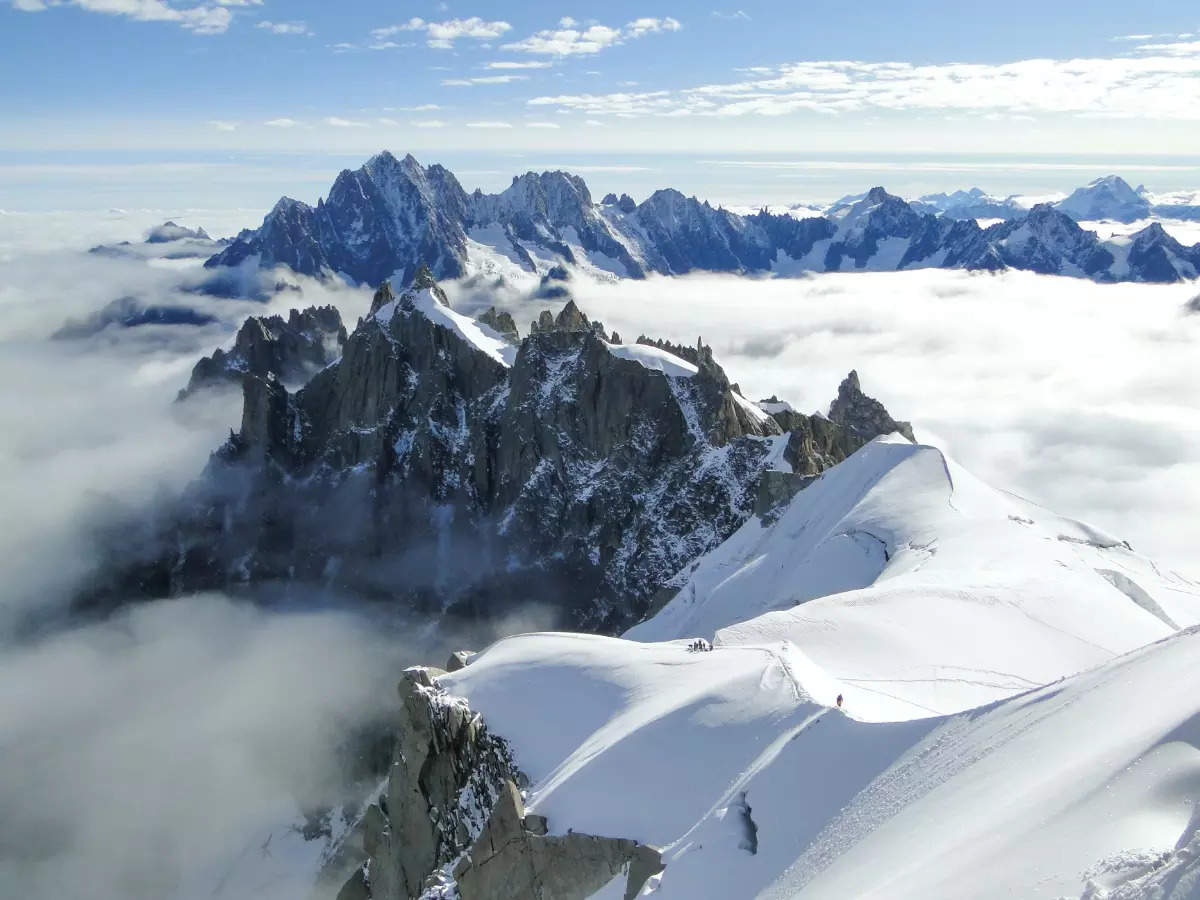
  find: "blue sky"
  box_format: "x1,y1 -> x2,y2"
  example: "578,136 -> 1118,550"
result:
3,1 -> 1200,207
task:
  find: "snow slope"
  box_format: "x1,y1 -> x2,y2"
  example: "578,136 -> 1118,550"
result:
606,343 -> 698,378
436,436 -> 1200,899
373,286 -> 517,367
627,435 -> 1200,718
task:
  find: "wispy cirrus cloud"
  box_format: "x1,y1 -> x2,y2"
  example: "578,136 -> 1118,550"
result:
263,117 -> 303,128
502,15 -> 681,57
487,60 -> 552,69
465,121 -> 513,128
255,19 -> 312,36
207,119 -> 237,131
529,43 -> 1200,120
442,74 -> 529,86
10,0 -> 235,33
371,16 -> 511,49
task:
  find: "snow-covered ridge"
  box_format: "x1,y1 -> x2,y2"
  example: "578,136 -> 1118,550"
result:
373,285 -> 517,367
425,434 -> 1200,899
204,154 -> 1200,289
606,343 -> 698,378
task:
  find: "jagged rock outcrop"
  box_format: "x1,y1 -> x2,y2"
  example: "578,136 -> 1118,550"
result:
476,308 -> 519,343
207,152 -> 471,285
340,667 -> 519,900
1124,223 -> 1200,282
86,273 -> 909,634
202,151 -> 1200,286
340,668 -> 663,900
452,779 -> 663,900
828,370 -> 916,443
176,304 -> 346,400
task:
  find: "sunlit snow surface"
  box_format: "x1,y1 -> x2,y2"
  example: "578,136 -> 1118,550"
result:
372,285 -> 517,367
441,436 -> 1200,900
606,343 -> 698,378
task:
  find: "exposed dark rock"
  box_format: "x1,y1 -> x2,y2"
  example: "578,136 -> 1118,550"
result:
452,779 -> 663,900
352,667 -> 520,900
828,370 -> 915,443
1187,294 -> 1200,314
87,271 -> 911,638
176,305 -> 346,400
477,307 -> 519,343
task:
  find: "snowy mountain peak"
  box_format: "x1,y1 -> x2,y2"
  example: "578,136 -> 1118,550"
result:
204,153 -> 1200,288
1056,174 -> 1151,223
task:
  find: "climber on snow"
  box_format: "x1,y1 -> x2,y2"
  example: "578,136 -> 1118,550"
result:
836,694 -> 844,709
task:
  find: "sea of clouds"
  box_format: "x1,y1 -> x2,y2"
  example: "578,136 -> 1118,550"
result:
0,207 -> 1197,898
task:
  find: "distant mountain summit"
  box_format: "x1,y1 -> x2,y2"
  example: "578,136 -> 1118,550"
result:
204,153 -> 1200,287
1054,175 -> 1151,224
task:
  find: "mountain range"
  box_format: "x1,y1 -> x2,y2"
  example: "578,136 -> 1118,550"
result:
204,154 -> 1200,289
84,268 -> 912,637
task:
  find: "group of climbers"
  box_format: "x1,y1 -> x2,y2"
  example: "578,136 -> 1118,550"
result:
687,639 -> 713,652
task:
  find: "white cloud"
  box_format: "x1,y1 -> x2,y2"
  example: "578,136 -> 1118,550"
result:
207,119 -> 237,131
255,19 -> 312,36
526,121 -> 560,128
502,15 -> 682,56
442,74 -> 529,85
11,0 -> 234,33
411,119 -> 447,128
487,60 -> 552,69
400,103 -> 441,111
371,16 -> 511,49
528,44 -> 1200,120
465,121 -> 513,128
584,118 -> 605,126
548,269 -> 1200,577
324,116 -> 368,128
712,9 -> 750,20
263,117 -> 302,127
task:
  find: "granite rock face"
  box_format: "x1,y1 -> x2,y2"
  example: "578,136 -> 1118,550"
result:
176,304 -> 346,400
340,669 -> 663,900
827,370 -> 916,444
452,780 -> 663,900
86,273 -> 909,635
343,667 -> 519,900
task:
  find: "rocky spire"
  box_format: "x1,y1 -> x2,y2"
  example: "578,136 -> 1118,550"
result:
369,281 -> 394,315
407,264 -> 451,306
529,298 -> 593,334
477,307 -> 519,343
828,370 -> 915,442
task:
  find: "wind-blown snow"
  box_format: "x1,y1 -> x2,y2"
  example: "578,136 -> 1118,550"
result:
436,436 -> 1200,899
606,343 -> 698,377
374,287 -> 517,367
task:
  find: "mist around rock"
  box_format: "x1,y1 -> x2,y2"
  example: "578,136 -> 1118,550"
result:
1,209 -> 1199,899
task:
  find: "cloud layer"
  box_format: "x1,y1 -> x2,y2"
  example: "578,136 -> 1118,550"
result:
529,42 -> 1200,119
501,269 -> 1200,577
